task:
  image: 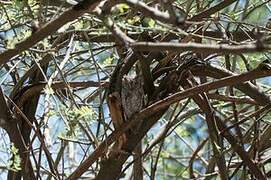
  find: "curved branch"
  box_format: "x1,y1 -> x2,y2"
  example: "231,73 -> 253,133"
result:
0,0 -> 101,66
16,81 -> 109,107
191,64 -> 271,105
68,66 -> 271,179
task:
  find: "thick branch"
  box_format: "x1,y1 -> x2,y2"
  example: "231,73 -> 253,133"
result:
16,81 -> 108,107
0,87 -> 9,130
68,66 -> 271,179
189,0 -> 238,21
0,0 -> 101,66
191,64 -> 271,105
131,42 -> 271,54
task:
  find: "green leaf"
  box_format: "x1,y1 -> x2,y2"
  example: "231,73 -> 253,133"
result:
142,17 -> 156,28
127,16 -> 141,25
8,143 -> 22,172
103,57 -> 114,66
117,3 -> 129,13
65,106 -> 96,137
112,3 -> 130,14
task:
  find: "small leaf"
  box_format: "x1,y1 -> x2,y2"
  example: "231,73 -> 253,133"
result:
127,16 -> 141,25
8,143 -> 22,172
117,3 -> 129,13
103,57 -> 114,65
112,3 -> 130,14
142,17 -> 156,28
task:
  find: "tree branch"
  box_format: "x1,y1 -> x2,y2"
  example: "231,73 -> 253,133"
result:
0,0 -> 101,66
131,42 -> 271,54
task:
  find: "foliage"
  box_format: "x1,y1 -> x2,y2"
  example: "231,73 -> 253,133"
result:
7,143 -> 21,172
0,0 -> 271,179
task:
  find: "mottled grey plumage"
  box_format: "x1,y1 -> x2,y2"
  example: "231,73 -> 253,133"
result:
121,75 -> 144,120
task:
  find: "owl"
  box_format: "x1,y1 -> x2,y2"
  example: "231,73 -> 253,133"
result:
121,75 -> 144,121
